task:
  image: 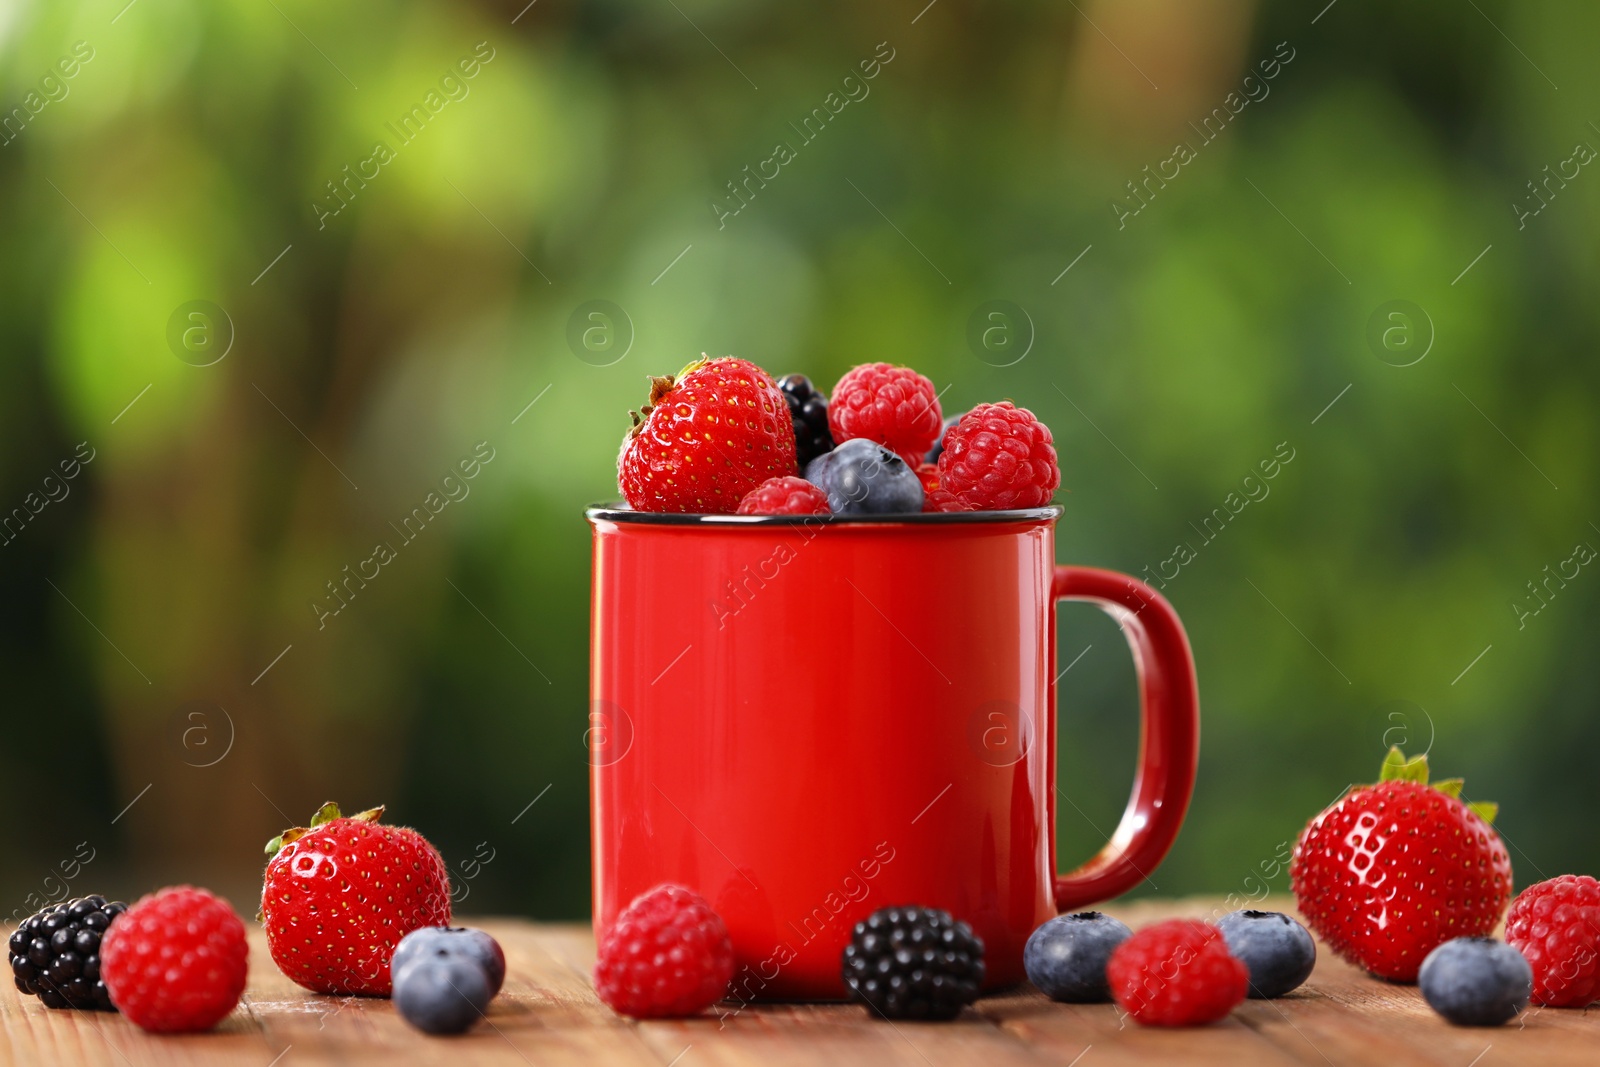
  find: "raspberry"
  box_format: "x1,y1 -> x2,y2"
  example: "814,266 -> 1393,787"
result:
1505,875 -> 1600,1007
1107,920 -> 1248,1027
736,475 -> 830,515
99,886 -> 248,1033
937,402 -> 1060,510
923,487 -> 969,513
828,363 -> 943,468
593,884 -> 735,1018
917,462 -> 970,512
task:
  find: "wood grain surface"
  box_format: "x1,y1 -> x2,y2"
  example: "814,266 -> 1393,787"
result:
3,897 -> 1594,1066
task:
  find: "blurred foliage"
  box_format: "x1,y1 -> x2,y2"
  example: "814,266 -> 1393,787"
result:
2,0 -> 1598,919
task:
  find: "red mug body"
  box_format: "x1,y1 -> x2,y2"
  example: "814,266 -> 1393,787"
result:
588,506 -> 1198,1001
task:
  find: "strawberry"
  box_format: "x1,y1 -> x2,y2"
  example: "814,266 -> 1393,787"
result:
1290,748 -> 1512,982
260,802 -> 451,996
618,356 -> 798,513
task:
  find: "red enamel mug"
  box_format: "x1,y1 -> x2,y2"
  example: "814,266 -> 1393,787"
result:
587,504 -> 1199,1000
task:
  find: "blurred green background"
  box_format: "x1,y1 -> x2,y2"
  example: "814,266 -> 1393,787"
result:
2,0 -> 1596,921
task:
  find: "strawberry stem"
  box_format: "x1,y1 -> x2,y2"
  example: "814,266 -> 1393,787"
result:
1373,747 -> 1497,825
1378,746 -> 1429,784
264,802 -> 385,857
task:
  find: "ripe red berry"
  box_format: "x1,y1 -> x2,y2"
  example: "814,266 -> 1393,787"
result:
828,362 -> 943,467
1505,875 -> 1600,1007
1107,919 -> 1247,1026
916,462 -> 971,512
736,475 -> 830,515
619,357 -> 798,513
924,487 -> 969,512
593,884 -> 735,1018
1291,749 -> 1512,982
100,886 -> 248,1033
936,402 -> 1060,510
260,802 -> 451,997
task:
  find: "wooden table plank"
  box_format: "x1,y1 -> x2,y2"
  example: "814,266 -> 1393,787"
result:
6,899 -> 1600,1066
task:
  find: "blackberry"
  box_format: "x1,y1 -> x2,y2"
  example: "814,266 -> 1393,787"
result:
842,905 -> 984,1021
776,373 -> 834,467
9,896 -> 125,1010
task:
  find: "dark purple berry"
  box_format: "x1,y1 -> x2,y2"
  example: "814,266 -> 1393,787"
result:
842,905 -> 984,1021
8,898 -> 125,1011
777,374 -> 835,467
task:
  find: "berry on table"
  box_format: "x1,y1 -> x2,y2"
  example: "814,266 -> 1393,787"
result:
736,475 -> 831,516
1215,910 -> 1316,999
1023,911 -> 1131,1002
805,438 -> 924,515
777,373 -> 835,468
394,951 -> 494,1035
842,905 -> 984,1021
1108,920 -> 1247,1027
99,886 -> 248,1033
619,356 -> 798,513
1505,874 -> 1600,1007
593,884 -> 735,1018
393,927 -> 506,996
936,402 -> 1060,510
1290,747 -> 1511,983
1418,937 -> 1532,1026
8,896 -> 125,1010
828,362 -> 944,468
260,802 -> 451,997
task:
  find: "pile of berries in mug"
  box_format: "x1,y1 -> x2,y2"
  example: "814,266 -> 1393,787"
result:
617,357 -> 1061,514
16,751 -> 1600,1035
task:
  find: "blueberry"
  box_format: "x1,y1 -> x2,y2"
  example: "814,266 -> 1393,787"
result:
803,450 -> 835,488
1419,937 -> 1531,1027
925,413 -> 964,464
1023,911 -> 1132,1002
1215,910 -> 1316,999
394,953 -> 493,1035
804,438 -> 923,515
393,926 -> 506,995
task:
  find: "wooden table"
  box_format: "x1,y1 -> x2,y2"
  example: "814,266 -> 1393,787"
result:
4,897 -> 1597,1066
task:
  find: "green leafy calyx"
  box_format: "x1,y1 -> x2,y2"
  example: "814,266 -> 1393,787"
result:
264,801 -> 385,857
1375,747 -> 1497,825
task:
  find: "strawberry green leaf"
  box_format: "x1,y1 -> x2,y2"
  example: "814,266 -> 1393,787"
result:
1468,801 -> 1499,826
1432,778 -> 1465,799
1378,746 -> 1429,784
309,802 -> 342,827
264,825 -> 310,857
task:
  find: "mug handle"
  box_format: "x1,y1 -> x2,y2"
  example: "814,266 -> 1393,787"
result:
1050,566 -> 1200,911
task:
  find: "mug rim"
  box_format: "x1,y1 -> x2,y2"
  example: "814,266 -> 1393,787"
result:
585,502 -> 1063,527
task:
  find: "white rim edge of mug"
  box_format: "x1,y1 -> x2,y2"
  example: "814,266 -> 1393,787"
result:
584,503 -> 1064,527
